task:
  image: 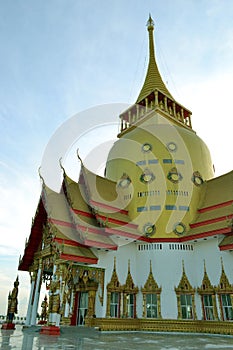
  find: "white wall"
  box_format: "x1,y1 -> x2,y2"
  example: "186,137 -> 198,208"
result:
92,236 -> 233,319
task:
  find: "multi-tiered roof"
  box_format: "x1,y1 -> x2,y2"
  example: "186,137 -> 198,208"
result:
19,16 -> 233,272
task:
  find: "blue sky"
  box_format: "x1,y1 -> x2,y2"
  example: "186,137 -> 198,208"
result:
1,0 -> 233,316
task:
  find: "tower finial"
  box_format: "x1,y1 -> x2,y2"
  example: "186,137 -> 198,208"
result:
182,259 -> 185,273
147,14 -> 154,30
203,259 -> 206,273
220,256 -> 224,271
150,259 -> 152,273
136,15 -> 173,103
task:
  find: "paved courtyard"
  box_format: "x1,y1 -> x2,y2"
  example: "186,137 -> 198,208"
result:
1,325 -> 233,349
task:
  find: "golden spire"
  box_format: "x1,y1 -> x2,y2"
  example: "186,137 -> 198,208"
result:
136,14 -> 173,103
150,259 -> 152,274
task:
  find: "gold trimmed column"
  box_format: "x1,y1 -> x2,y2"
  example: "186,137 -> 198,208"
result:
87,289 -> 97,318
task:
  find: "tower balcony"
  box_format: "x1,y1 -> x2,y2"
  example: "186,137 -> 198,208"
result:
119,89 -> 192,135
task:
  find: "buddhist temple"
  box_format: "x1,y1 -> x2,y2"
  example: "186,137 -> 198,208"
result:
18,16 -> 233,335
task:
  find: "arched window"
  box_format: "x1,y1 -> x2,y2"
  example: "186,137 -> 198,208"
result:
175,261 -> 196,320
197,262 -> 218,320
106,258 -> 122,318
215,260 -> 233,321
141,261 -> 162,318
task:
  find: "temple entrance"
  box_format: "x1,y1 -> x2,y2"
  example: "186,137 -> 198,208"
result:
77,292 -> 88,325
70,267 -> 103,326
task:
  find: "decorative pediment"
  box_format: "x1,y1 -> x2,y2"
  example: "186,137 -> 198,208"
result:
71,265 -> 105,304
197,260 -> 215,294
42,223 -> 54,248
175,260 -> 195,294
141,261 -> 161,294
215,258 -> 233,293
123,260 -> 138,294
107,257 -> 121,291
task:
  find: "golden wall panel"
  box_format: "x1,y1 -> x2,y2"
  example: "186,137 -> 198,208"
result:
85,318 -> 233,335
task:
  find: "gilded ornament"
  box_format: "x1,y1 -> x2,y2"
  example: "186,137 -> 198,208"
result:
140,168 -> 155,184
167,167 -> 183,184
167,142 -> 177,152
173,222 -> 186,235
142,143 -> 152,153
143,223 -> 156,236
117,173 -> 131,188
191,171 -> 203,186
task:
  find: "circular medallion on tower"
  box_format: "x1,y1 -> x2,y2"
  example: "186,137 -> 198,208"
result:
167,142 -> 177,152
143,223 -> 156,237
167,167 -> 183,184
117,173 -> 131,188
173,222 -> 186,235
141,143 -> 152,153
191,171 -> 203,186
140,168 -> 155,184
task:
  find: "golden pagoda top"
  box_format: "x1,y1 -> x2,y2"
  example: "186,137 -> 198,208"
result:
136,14 -> 173,102
118,15 -> 193,135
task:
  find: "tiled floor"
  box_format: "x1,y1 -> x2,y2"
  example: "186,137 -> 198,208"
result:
1,325 -> 233,349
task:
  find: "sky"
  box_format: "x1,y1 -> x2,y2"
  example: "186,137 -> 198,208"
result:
1,0 -> 233,316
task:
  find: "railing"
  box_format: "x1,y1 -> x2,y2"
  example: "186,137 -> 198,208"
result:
119,89 -> 192,133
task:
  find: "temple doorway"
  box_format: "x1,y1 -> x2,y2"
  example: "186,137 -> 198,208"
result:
77,292 -> 88,325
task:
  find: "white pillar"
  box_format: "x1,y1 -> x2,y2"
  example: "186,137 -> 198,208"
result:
25,274 -> 36,326
21,330 -> 34,350
30,262 -> 42,326
70,291 -> 74,313
64,301 -> 70,318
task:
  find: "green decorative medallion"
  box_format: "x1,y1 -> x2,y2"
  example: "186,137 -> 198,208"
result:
118,173 -> 131,188
167,142 -> 177,152
173,222 -> 186,235
142,143 -> 152,153
140,168 -> 155,184
167,167 -> 183,184
143,223 -> 156,237
191,171 -> 203,186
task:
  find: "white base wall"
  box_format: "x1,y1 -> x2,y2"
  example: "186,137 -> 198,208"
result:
91,236 -> 233,320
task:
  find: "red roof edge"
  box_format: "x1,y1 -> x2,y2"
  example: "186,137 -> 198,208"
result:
18,197 -> 47,271
180,227 -> 232,242
198,200 -> 233,213
90,199 -> 128,215
190,214 -> 233,229
60,253 -> 98,264
219,244 -> 233,251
